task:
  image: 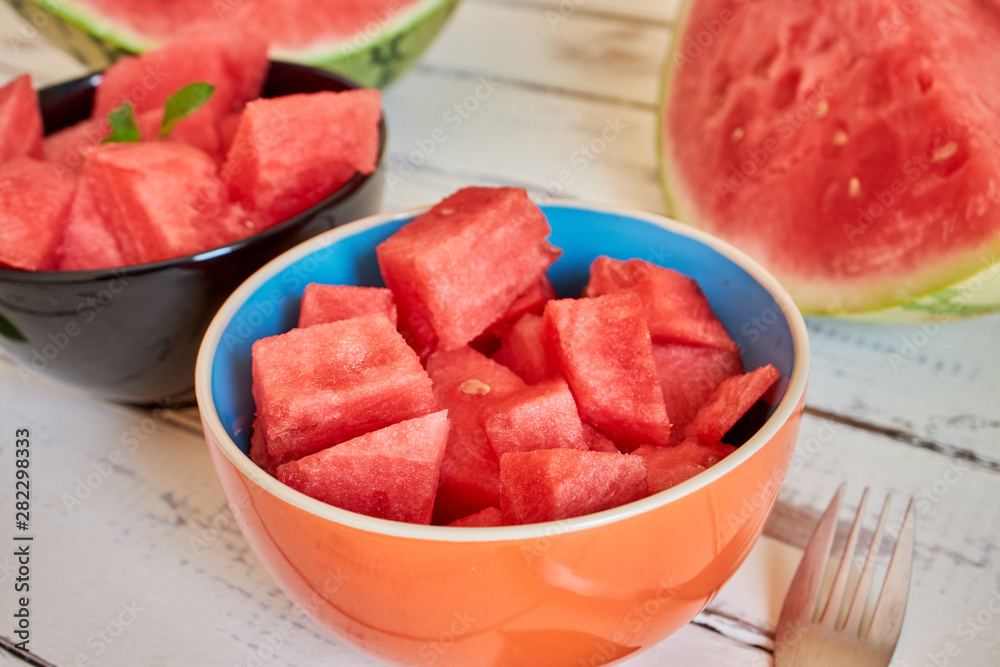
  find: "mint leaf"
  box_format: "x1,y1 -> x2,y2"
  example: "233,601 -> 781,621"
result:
159,82 -> 215,137
102,102 -> 139,143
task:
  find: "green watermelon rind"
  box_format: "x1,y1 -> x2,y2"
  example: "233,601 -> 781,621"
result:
656,0 -> 1000,324
6,0 -> 459,88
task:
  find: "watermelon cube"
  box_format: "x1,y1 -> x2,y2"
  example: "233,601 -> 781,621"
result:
83,142 -> 247,264
582,424 -> 619,453
92,32 -> 269,123
687,364 -> 781,442
425,346 -> 526,524
0,74 -> 43,165
543,292 -> 672,451
252,314 -> 439,464
483,378 -> 589,456
499,449 -> 647,525
223,89 -> 382,226
297,283 -> 397,329
55,179 -> 126,271
653,342 -> 743,438
249,417 -> 279,478
43,118 -> 108,171
472,276 -> 557,354
492,312 -> 559,385
447,507 -> 502,528
632,439 -> 736,494
136,108 -> 221,159
376,187 -> 562,355
586,256 -> 738,352
0,157 -> 76,270
276,410 -> 449,525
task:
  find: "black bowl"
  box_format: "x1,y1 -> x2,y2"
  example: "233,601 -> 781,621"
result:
0,61 -> 386,406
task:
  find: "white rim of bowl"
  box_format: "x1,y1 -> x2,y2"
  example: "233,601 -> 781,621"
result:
195,197 -> 810,543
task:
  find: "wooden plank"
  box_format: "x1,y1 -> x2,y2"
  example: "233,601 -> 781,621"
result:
415,0 -> 671,106
381,67 -> 666,212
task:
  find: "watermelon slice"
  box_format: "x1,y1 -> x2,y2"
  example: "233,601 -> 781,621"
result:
660,0 -> 1000,320
543,292 -> 672,451
492,312 -> 559,385
251,314 -> 438,464
276,410 -> 449,525
652,342 -> 743,438
0,157 -> 76,270
499,449 -> 647,525
686,365 -> 781,443
83,142 -> 245,264
0,74 -> 43,164
12,0 -> 459,89
447,507 -> 502,528
425,346 -> 526,525
633,440 -> 737,494
586,256 -> 737,352
92,32 -> 269,124
377,187 -> 562,355
297,283 -> 397,329
222,89 -> 382,227
483,378 -> 589,456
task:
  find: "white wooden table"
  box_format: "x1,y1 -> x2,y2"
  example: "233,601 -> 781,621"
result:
2,1 -> 999,665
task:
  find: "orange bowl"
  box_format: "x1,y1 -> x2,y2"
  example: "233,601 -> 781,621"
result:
195,200 -> 809,666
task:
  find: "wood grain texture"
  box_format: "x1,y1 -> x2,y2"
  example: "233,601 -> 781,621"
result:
0,0 -> 999,664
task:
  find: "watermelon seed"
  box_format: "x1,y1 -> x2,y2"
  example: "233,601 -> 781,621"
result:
459,379 -> 492,396
848,177 -> 861,198
440,207 -> 455,215
730,127 -> 745,143
814,100 -> 829,118
833,130 -> 849,146
931,141 -> 958,163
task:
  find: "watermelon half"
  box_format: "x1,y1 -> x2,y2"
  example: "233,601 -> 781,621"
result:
659,0 -> 1000,322
8,0 -> 459,88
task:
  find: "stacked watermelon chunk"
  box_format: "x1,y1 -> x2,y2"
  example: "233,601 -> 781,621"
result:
248,187 -> 781,526
0,33 -> 381,271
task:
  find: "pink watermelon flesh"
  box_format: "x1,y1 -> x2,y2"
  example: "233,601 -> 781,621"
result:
687,365 -> 781,443
483,378 -> 589,456
499,449 -> 647,525
652,342 -> 743,439
0,157 -> 76,270
276,410 -> 449,525
492,312 -> 559,385
251,314 -> 439,464
223,89 -> 381,227
68,0 -> 423,52
92,32 -> 269,123
448,506 -> 502,528
472,276 -> 557,354
249,417 -> 279,477
586,256 -> 737,352
55,178 -> 126,271
83,142 -> 244,264
0,75 -> 43,164
663,0 -> 1000,313
136,108 -> 221,159
297,283 -> 397,328
633,439 -> 737,494
543,292 -> 672,451
425,346 -> 527,525
582,423 -> 619,453
43,118 -> 108,171
376,186 -> 562,355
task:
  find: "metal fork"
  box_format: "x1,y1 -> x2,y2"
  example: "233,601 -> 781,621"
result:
774,485 -> 916,666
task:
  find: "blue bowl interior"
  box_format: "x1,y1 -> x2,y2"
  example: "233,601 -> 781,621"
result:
212,204 -> 796,453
